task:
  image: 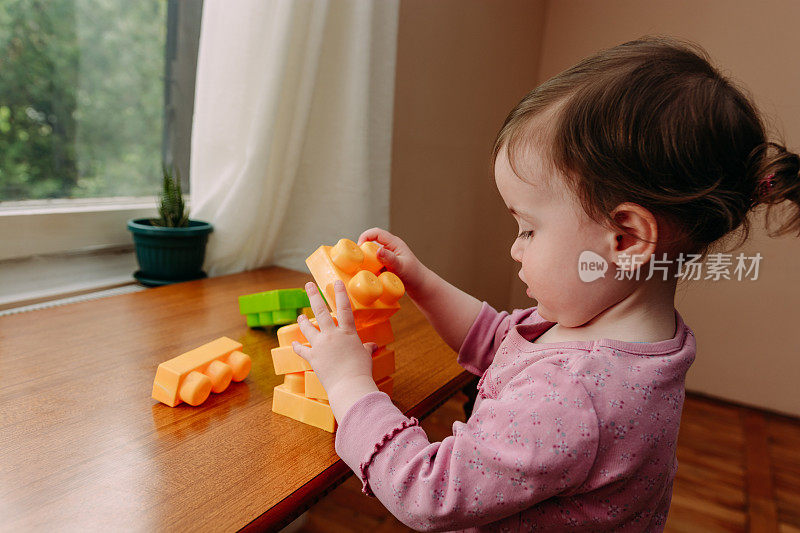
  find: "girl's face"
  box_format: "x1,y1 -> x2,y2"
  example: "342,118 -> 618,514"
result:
494,143 -> 627,327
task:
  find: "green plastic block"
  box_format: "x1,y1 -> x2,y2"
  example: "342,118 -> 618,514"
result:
239,286 -> 330,328
244,308 -> 306,327
271,309 -> 299,323
257,309 -> 289,324
238,288 -> 310,315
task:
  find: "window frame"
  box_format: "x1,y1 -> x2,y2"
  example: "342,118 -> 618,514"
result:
0,0 -> 203,306
0,197 -> 158,260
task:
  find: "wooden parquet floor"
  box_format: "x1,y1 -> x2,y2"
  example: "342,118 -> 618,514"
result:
282,391 -> 800,532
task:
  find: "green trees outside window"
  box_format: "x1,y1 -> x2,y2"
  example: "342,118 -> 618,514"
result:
0,0 -> 167,201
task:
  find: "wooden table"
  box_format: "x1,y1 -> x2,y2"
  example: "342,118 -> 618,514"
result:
0,267 -> 473,531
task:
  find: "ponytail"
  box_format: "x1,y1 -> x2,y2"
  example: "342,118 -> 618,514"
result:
748,141 -> 800,238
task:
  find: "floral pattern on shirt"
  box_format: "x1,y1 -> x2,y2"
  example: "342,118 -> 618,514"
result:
334,301 -> 695,532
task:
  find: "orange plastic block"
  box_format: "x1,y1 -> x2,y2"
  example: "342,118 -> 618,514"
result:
271,345 -> 313,374
302,372 -> 326,401
272,318 -> 395,375
272,375 -> 395,432
273,384 -> 336,432
304,347 -> 396,400
306,238 -> 405,326
152,337 -> 251,407
283,371 -> 305,394
276,314 -> 395,347
370,347 -> 395,382
377,375 -> 394,396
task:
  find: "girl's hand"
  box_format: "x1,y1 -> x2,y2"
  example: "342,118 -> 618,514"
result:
357,227 -> 431,302
293,279 -> 379,420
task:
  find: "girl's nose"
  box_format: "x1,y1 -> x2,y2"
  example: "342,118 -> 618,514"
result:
510,239 -> 523,263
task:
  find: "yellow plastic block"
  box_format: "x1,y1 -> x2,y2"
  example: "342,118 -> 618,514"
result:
272,384 -> 336,432
152,337 -> 251,407
271,344 -> 312,374
271,319 -> 395,375
276,314 -> 394,347
300,307 -> 315,320
306,238 -> 405,326
283,372 -> 305,394
272,376 -> 395,432
303,371 -> 327,400
303,347 -> 395,400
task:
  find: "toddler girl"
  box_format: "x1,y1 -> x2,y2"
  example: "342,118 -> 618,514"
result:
294,35 -> 800,531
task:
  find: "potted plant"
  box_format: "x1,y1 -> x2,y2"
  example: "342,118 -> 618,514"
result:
127,166 -> 213,286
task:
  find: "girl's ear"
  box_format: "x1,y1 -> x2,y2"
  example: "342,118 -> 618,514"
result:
607,202 -> 659,271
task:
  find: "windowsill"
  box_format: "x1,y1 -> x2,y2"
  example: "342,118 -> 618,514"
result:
0,196 -> 160,215
0,248 -> 141,310
0,197 -> 168,262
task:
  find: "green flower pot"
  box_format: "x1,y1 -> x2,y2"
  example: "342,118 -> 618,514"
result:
127,218 -> 213,287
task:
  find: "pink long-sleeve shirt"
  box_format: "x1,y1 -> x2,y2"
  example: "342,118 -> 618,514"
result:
335,301 -> 696,531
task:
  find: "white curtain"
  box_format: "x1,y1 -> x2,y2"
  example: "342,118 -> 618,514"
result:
190,0 -> 399,276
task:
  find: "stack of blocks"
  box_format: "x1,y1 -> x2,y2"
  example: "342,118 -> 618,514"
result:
238,288 -> 318,328
271,238 -> 405,432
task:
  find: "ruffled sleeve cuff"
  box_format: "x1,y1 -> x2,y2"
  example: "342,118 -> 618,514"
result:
334,390 -> 419,496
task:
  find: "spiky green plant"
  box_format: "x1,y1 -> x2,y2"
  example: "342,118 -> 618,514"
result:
151,166 -> 189,227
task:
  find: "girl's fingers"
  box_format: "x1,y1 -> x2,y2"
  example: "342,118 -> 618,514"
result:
358,227 -> 400,250
358,228 -> 415,274
364,342 -> 378,354
303,281 -> 335,330
377,247 -> 395,265
333,280 -> 356,331
296,313 -> 318,343
357,227 -> 383,246
291,341 -> 310,361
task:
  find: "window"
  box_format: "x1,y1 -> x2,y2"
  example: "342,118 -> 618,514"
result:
0,0 -> 169,200
0,0 -> 202,305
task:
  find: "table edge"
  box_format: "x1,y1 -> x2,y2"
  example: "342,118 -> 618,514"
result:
241,369 -> 476,532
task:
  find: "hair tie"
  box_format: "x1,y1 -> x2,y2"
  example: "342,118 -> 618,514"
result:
750,172 -> 775,207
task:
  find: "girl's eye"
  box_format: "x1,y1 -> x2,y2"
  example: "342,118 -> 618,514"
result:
517,230 -> 534,240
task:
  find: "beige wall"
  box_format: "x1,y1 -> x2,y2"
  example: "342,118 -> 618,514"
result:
390,0 -> 546,315
392,0 -> 800,416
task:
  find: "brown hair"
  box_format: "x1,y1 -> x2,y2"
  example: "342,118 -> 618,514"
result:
492,35 -> 800,258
